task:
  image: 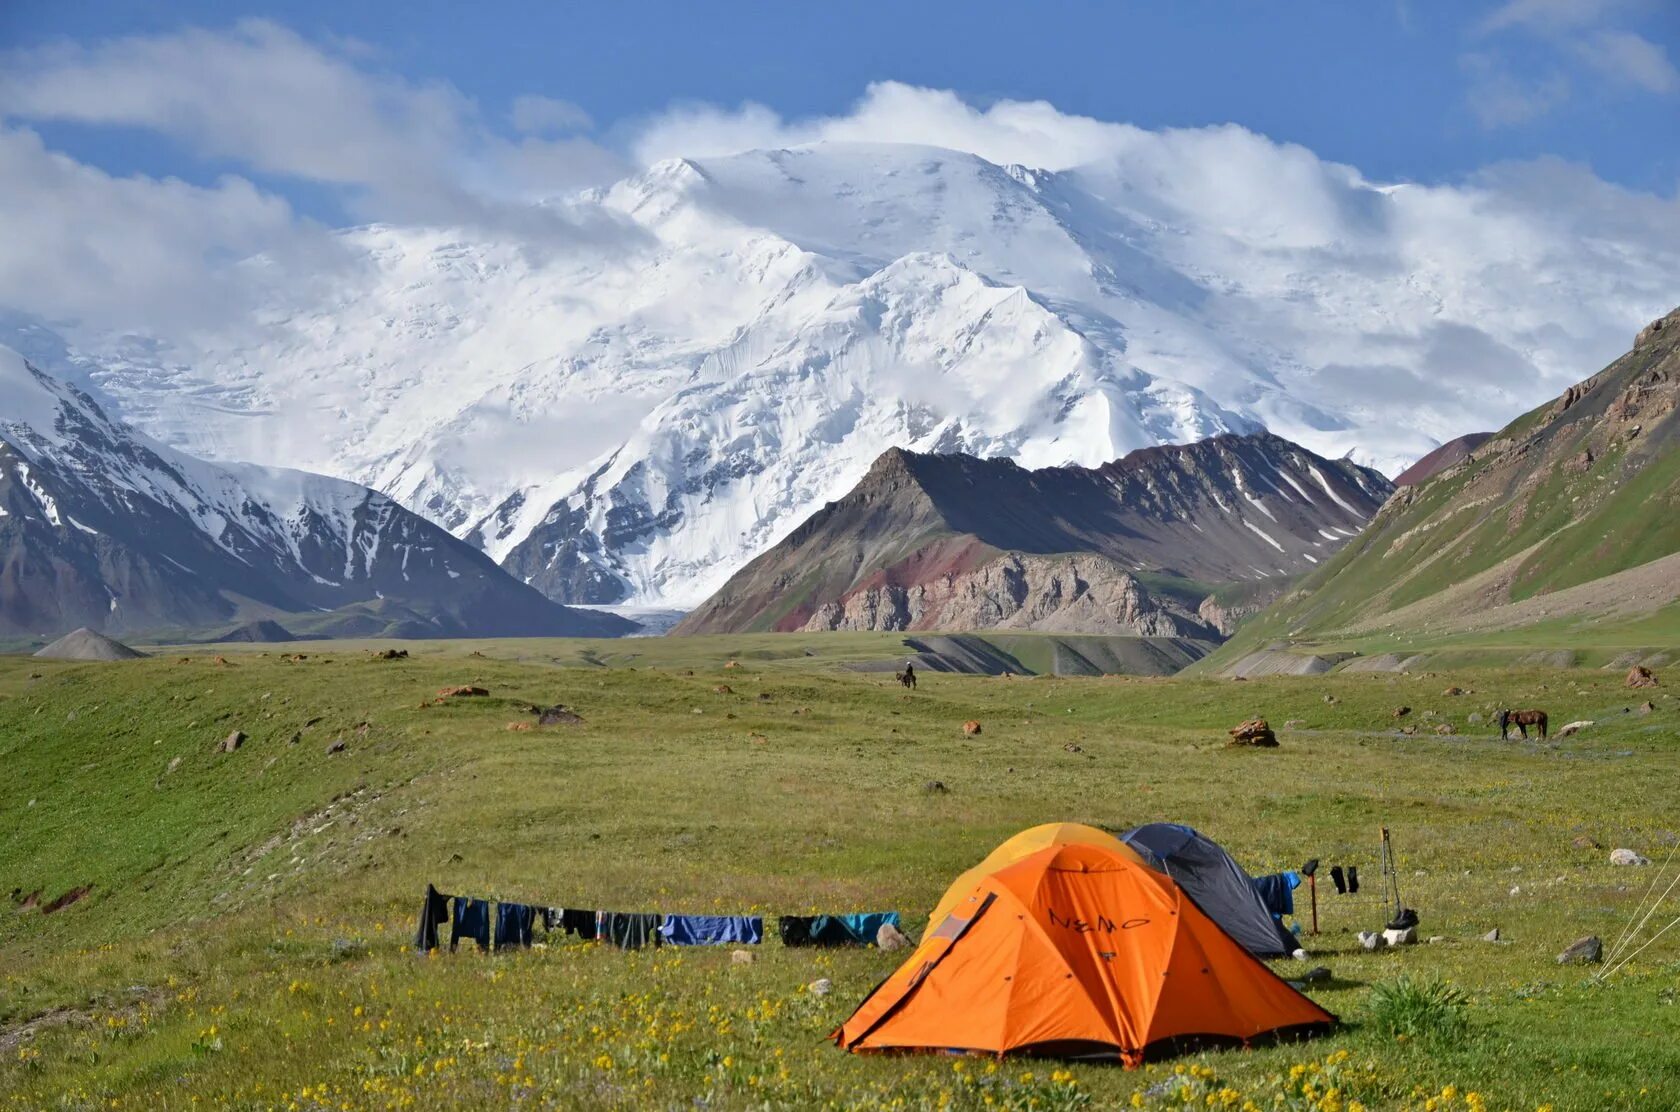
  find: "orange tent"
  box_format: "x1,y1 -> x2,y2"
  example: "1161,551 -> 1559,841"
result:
925,822 -> 1145,930
835,842 -> 1335,1066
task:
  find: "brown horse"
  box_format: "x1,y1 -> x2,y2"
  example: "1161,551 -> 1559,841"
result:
1497,709 -> 1548,739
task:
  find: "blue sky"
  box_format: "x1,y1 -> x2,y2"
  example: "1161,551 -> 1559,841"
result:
3,0 -> 1676,227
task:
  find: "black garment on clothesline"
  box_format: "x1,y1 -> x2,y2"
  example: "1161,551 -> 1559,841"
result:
597,912 -> 660,950
778,915 -> 813,947
495,903 -> 537,949
415,884 -> 451,952
451,897 -> 491,952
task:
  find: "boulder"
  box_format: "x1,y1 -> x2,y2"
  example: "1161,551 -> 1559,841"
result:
1626,665 -> 1659,689
537,705 -> 585,726
730,949 -> 755,965
877,923 -> 913,951
962,720 -> 982,736
1434,723 -> 1455,735
373,649 -> 408,660
437,686 -> 489,698
713,685 -> 733,695
807,978 -> 832,997
724,660 -> 742,670
1637,701 -> 1656,715
1283,719 -> 1307,729
1358,931 -> 1384,951
1227,718 -> 1279,747
1442,686 -> 1464,696
1482,928 -> 1501,942
1611,848 -> 1651,866
924,780 -> 949,794
325,739 -> 347,755
1467,712 -> 1483,724
1556,935 -> 1602,965
1572,835 -> 1601,850
1392,706 -> 1411,718
1557,720 -> 1593,737
1382,926 -> 1417,946
1063,743 -> 1084,753
505,722 -> 532,732
219,730 -> 245,754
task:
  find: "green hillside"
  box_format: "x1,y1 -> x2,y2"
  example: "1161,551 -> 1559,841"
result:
5,638 -> 1680,1107
1205,309 -> 1680,671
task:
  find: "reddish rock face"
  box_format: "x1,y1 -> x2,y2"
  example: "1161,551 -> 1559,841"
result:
676,433 -> 1392,639
1392,432 -> 1494,487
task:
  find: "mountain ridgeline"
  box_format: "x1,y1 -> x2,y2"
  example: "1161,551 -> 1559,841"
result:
1210,307 -> 1680,659
674,433 -> 1392,641
0,347 -> 635,642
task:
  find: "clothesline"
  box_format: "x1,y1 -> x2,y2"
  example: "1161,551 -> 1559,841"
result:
415,884 -> 902,954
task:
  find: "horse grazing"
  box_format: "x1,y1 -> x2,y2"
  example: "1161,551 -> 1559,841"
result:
1497,709 -> 1548,739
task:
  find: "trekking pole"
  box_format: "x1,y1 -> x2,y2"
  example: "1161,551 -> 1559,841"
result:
1309,872 -> 1319,935
1380,826 -> 1403,923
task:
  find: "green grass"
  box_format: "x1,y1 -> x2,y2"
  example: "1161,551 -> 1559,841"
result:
4,637 -> 1680,1109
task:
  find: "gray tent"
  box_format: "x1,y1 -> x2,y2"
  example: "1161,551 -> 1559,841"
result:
1122,822 -> 1298,957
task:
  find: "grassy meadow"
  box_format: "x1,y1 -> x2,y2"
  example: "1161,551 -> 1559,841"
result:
3,634 -> 1680,1109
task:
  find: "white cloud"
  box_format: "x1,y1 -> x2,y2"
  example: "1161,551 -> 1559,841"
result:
1467,0 -> 1676,123
0,19 -> 631,238
1481,0 -> 1623,33
1576,29 -> 1679,92
510,94 -> 593,135
0,125 -> 354,335
1461,53 -> 1573,127
0,20 -> 467,192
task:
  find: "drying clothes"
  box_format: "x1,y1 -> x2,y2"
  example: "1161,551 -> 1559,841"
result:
835,912 -> 900,944
782,912 -> 900,947
415,885 -> 452,953
541,907 -> 560,932
1252,871 -> 1301,917
658,915 -> 764,946
597,912 -> 661,950
561,908 -> 598,940
495,902 -> 537,950
451,897 -> 491,952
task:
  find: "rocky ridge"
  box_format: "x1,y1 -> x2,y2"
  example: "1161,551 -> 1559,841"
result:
676,432 -> 1392,637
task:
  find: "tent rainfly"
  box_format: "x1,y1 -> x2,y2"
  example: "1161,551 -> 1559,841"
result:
1122,822 -> 1301,958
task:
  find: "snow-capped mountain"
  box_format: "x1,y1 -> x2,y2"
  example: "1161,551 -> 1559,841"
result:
480,252 -> 1251,602
0,345 -> 633,639
15,140 -> 1672,608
